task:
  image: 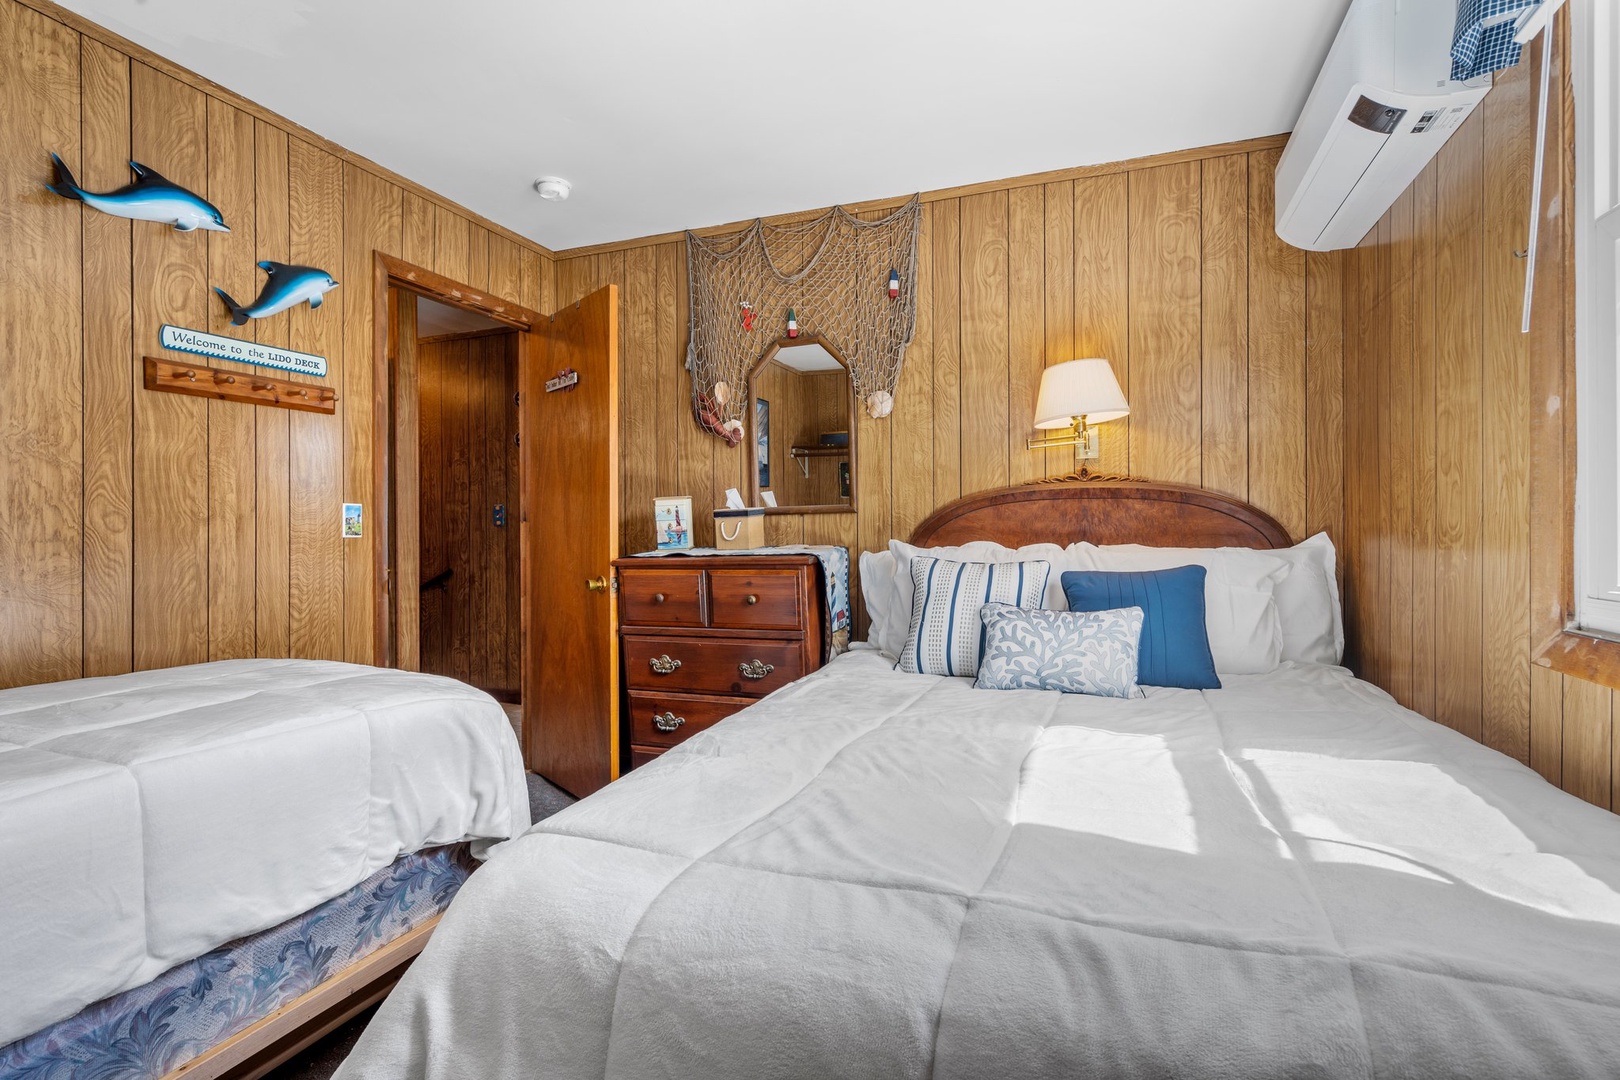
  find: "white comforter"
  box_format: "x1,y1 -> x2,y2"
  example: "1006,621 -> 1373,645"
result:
0,659 -> 528,1046
338,649 -> 1620,1079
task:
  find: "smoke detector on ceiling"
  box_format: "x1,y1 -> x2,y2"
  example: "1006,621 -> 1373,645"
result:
533,176 -> 572,202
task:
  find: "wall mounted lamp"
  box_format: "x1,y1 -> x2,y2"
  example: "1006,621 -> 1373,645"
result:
1026,358 -> 1130,476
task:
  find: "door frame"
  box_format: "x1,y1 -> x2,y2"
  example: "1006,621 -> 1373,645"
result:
370,252 -> 547,669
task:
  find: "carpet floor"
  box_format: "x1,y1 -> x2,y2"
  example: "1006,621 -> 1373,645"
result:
263,772 -> 575,1079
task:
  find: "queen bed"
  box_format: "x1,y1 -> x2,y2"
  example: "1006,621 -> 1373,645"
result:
335,481 -> 1620,1079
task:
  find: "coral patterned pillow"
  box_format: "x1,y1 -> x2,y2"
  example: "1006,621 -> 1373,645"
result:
973,603 -> 1145,698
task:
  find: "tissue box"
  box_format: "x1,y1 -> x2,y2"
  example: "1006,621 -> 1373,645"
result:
714,507 -> 766,550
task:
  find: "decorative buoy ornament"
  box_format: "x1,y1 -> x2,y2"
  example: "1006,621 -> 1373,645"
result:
887,268 -> 900,299
739,300 -> 757,331
786,308 -> 799,338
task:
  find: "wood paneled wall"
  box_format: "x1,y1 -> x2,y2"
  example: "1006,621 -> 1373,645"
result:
1342,31 -> 1616,810
417,329 -> 520,694
556,137 -> 1345,633
0,0 -> 553,689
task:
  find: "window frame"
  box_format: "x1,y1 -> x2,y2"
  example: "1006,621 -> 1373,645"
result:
1573,0 -> 1620,635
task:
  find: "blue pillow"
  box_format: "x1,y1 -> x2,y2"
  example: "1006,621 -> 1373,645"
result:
1061,566 -> 1221,690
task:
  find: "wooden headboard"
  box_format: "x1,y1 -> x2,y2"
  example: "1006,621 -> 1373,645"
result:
908,480 -> 1293,550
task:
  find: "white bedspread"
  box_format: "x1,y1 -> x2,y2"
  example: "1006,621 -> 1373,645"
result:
339,649 -> 1620,1079
0,659 -> 528,1046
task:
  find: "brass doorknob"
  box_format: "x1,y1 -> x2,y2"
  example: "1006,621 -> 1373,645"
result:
586,576 -> 608,592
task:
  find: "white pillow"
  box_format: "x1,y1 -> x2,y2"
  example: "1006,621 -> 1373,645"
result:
1070,542 -> 1289,674
859,549 -> 905,657
1270,533 -> 1344,665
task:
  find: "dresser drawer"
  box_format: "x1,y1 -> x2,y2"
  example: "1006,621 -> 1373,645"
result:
629,746 -> 666,770
623,635 -> 804,696
618,567 -> 705,627
627,691 -> 740,749
709,569 -> 804,630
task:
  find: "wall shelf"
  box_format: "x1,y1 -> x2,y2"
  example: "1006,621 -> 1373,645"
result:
788,444 -> 849,479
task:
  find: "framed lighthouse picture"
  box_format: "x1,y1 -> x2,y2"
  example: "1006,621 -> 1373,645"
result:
654,496 -> 694,551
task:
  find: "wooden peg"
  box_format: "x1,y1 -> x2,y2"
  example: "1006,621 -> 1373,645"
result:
213,372 -> 236,385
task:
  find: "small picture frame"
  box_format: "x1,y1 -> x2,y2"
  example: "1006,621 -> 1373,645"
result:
756,397 -> 771,489
654,496 -> 694,551
341,502 -> 363,539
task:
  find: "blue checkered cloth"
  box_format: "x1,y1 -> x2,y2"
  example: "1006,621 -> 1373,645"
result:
1451,0 -> 1541,80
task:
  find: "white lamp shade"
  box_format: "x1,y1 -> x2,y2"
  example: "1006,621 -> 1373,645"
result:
1033,358 -> 1130,429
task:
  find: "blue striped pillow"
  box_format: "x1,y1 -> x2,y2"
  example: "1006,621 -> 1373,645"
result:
897,557 -> 1051,677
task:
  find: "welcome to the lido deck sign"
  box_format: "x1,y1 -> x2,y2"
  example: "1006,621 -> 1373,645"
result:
160,324 -> 328,378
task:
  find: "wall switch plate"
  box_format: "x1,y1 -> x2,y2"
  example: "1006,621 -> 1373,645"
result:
493,504 -> 506,527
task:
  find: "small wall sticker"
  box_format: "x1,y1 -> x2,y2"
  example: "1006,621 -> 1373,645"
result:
215,262 -> 339,325
341,503 -> 363,539
46,153 -> 230,232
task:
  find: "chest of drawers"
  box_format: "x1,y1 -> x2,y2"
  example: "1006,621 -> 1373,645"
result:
613,553 -> 825,769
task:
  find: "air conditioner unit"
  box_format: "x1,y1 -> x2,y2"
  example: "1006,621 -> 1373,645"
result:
1275,0 -> 1492,252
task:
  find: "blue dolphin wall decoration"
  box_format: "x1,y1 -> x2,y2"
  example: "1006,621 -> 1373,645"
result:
214,261 -> 339,325
46,153 -> 229,232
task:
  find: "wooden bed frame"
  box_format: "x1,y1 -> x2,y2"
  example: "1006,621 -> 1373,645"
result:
160,914 -> 441,1080
909,479 -> 1293,551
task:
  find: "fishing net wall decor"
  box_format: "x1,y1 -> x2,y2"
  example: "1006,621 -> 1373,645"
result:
685,196 -> 921,445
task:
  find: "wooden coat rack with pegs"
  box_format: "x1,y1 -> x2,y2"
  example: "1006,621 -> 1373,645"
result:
143,357 -> 338,414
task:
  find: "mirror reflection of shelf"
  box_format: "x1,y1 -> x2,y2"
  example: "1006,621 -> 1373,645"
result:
789,444 -> 848,478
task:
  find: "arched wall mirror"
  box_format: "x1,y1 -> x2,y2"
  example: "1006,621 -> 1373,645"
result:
746,335 -> 856,514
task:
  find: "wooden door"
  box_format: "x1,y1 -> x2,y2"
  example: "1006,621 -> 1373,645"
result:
523,285 -> 620,796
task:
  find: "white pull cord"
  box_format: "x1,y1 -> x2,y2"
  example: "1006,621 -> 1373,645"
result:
1522,23 -> 1555,334
1518,0 -> 1568,333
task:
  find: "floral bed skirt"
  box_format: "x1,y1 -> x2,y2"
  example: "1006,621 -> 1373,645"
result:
1,844 -> 476,1079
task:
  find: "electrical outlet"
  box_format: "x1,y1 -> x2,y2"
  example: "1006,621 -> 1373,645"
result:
493,504 -> 506,527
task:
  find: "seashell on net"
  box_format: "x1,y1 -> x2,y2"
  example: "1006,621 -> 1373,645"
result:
865,390 -> 894,419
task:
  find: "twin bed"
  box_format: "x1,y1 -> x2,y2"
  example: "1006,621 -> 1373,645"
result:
333,481 -> 1620,1079
0,659 -> 527,1078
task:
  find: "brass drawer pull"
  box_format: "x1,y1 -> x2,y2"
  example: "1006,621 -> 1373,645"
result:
652,711 -> 685,733
653,592 -> 666,603
649,654 -> 682,674
745,594 -> 758,605
739,659 -> 775,680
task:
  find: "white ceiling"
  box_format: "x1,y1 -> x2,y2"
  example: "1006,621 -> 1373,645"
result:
57,0 -> 1351,252
415,296 -> 506,339
774,343 -> 845,374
